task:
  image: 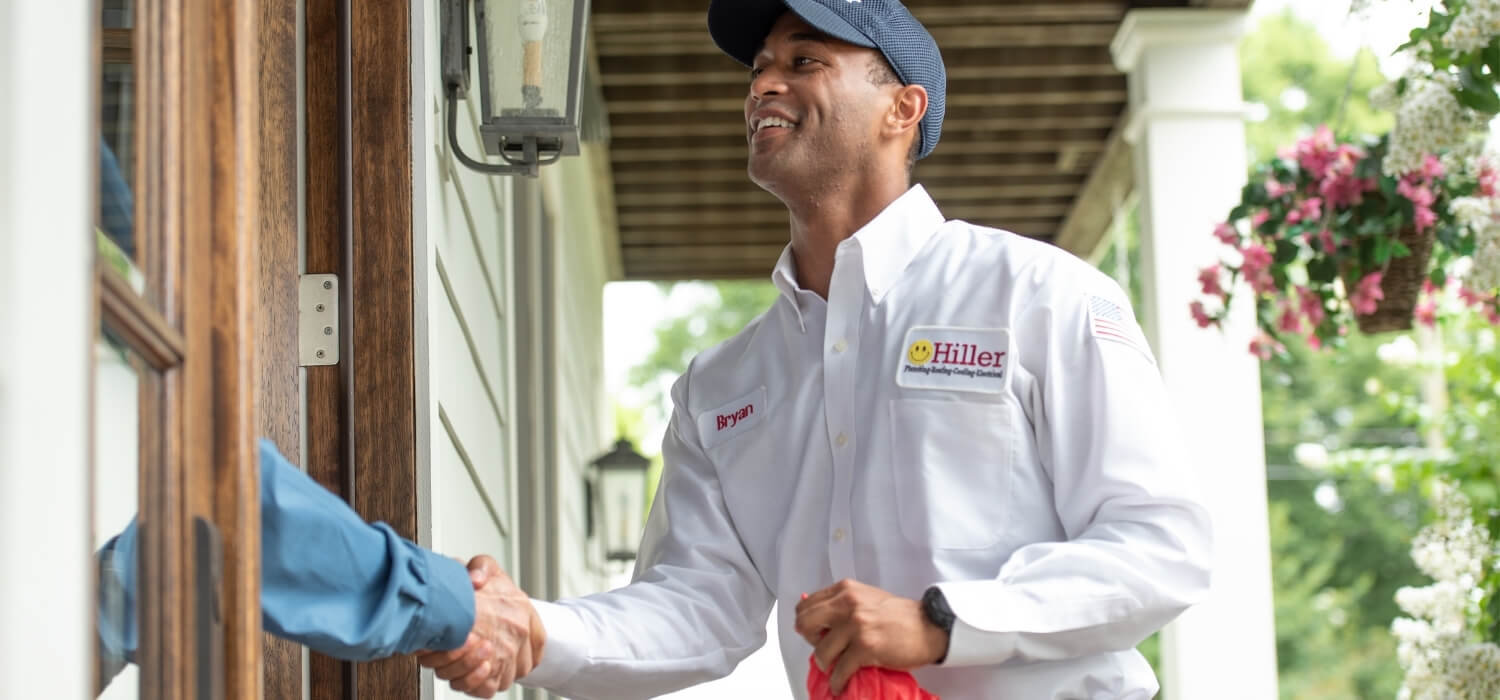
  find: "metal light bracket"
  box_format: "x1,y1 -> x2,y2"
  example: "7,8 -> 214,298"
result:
299,274 -> 339,366
440,0 -> 579,177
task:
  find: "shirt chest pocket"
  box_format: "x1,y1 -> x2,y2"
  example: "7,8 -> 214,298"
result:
888,397 -> 1015,550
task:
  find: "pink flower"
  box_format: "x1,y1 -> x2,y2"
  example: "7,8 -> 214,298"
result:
1266,179 -> 1293,198
1414,206 -> 1438,232
1241,244 -> 1277,294
1420,154 -> 1445,180
1480,165 -> 1498,197
1198,265 -> 1226,297
1298,286 -> 1326,327
1306,333 -> 1323,350
1319,176 -> 1361,209
1422,279 -> 1438,296
1242,244 -> 1272,271
1351,272 -> 1385,316
1488,309 -> 1500,325
1295,126 -> 1339,181
1397,178 -> 1436,208
1299,197 -> 1323,221
1415,299 -> 1438,327
1251,210 -> 1271,229
1459,286 -> 1493,307
1315,229 -> 1337,254
1277,302 -> 1303,333
1190,300 -> 1216,329
1213,222 -> 1240,246
1249,333 -> 1280,360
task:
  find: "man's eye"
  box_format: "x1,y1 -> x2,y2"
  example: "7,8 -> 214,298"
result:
794,57 -> 814,67
750,67 -> 764,79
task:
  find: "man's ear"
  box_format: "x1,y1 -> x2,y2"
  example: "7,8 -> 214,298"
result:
886,83 -> 927,144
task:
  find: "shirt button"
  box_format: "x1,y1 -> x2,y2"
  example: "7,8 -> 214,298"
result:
835,433 -> 848,448
833,339 -> 848,354
833,528 -> 846,542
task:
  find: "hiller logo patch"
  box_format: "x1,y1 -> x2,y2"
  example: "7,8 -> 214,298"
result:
897,326 -> 1011,394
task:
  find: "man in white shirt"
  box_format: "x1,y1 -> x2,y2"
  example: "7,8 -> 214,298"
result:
421,0 -> 1213,697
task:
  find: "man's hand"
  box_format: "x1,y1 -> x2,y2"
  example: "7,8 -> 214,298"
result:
794,579 -> 949,695
416,555 -> 544,698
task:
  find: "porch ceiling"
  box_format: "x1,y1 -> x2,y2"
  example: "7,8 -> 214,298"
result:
594,0 -> 1252,280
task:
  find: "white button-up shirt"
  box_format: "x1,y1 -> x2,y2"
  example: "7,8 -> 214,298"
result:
527,186 -> 1212,700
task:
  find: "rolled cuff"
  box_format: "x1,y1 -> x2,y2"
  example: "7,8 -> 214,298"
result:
397,548 -> 476,653
521,599 -> 589,689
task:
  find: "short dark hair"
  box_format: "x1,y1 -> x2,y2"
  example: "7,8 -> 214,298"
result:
867,56 -> 920,172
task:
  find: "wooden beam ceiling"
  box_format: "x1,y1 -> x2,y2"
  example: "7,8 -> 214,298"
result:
594,0 -> 1210,280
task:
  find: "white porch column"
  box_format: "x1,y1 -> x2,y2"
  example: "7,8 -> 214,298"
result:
1112,11 -> 1279,699
0,1 -> 94,698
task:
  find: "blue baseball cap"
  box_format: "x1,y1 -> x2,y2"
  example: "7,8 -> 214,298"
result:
708,0 -> 947,160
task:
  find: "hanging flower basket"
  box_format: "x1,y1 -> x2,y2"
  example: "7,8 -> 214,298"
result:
1347,226 -> 1434,334
1189,127 -> 1500,358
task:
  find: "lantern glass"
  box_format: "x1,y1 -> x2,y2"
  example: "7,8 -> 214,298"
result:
599,466 -> 646,562
476,0 -> 585,158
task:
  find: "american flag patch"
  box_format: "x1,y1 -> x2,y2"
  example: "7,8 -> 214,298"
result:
1088,295 -> 1154,361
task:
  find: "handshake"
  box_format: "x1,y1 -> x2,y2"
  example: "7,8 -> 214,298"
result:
417,555 -> 546,698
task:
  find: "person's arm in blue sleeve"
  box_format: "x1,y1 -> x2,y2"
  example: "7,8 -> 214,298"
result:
95,439 -> 477,662
256,438 -> 475,659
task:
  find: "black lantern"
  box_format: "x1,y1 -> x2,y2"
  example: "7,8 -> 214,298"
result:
441,0 -> 590,176
589,439 -> 650,562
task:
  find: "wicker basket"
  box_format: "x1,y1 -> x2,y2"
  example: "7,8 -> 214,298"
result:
1349,226 -> 1434,334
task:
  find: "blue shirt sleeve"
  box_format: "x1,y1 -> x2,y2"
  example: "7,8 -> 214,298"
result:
97,439 -> 476,662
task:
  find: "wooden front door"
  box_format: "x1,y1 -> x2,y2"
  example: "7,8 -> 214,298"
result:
91,0 -> 266,697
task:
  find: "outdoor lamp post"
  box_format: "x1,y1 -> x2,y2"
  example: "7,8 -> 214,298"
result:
590,439 -> 650,562
441,0 -> 590,177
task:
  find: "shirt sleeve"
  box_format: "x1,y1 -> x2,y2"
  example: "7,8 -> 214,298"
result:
933,271 -> 1214,668
95,439 -> 477,664
257,439 -> 475,660
522,371 -> 776,700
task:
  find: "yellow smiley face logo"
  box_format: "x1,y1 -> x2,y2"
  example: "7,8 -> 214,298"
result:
907,340 -> 934,366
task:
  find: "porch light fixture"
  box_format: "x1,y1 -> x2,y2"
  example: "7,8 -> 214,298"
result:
441,0 -> 590,177
589,439 -> 650,562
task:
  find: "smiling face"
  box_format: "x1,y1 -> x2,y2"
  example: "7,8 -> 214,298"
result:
907,339 -> 933,365
744,13 -> 899,195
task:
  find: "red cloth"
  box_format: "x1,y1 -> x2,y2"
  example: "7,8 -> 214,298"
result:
805,654 -> 940,700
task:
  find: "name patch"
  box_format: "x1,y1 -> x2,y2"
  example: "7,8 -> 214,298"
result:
697,386 -> 767,449
897,326 -> 1011,394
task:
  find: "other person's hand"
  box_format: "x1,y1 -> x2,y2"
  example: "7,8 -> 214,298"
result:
794,579 -> 949,695
416,555 -> 543,697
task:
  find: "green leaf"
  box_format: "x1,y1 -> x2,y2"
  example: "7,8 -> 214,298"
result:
1390,240 -> 1412,259
1274,240 -> 1299,265
1484,37 -> 1500,76
1458,67 -> 1500,114
1308,256 -> 1339,284
1374,236 -> 1394,266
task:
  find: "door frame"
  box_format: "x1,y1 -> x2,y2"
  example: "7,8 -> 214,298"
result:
304,0 -> 422,697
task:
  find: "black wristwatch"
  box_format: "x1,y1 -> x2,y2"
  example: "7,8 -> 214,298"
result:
921,586 -> 955,663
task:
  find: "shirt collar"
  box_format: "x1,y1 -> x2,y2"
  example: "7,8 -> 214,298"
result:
769,185 -> 946,333
848,184 -> 945,302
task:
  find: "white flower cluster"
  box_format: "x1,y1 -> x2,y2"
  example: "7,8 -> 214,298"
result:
1449,193 -> 1500,292
1444,0 -> 1500,53
1381,70 -> 1488,176
1393,481 -> 1499,699
1476,218 -> 1500,292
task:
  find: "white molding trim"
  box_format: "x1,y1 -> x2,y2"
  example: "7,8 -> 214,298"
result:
1111,9 -> 1249,74
0,2 -> 94,698
1123,104 -> 1250,144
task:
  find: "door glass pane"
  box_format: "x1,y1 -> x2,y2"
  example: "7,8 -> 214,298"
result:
100,0 -> 144,294
94,331 -> 142,700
